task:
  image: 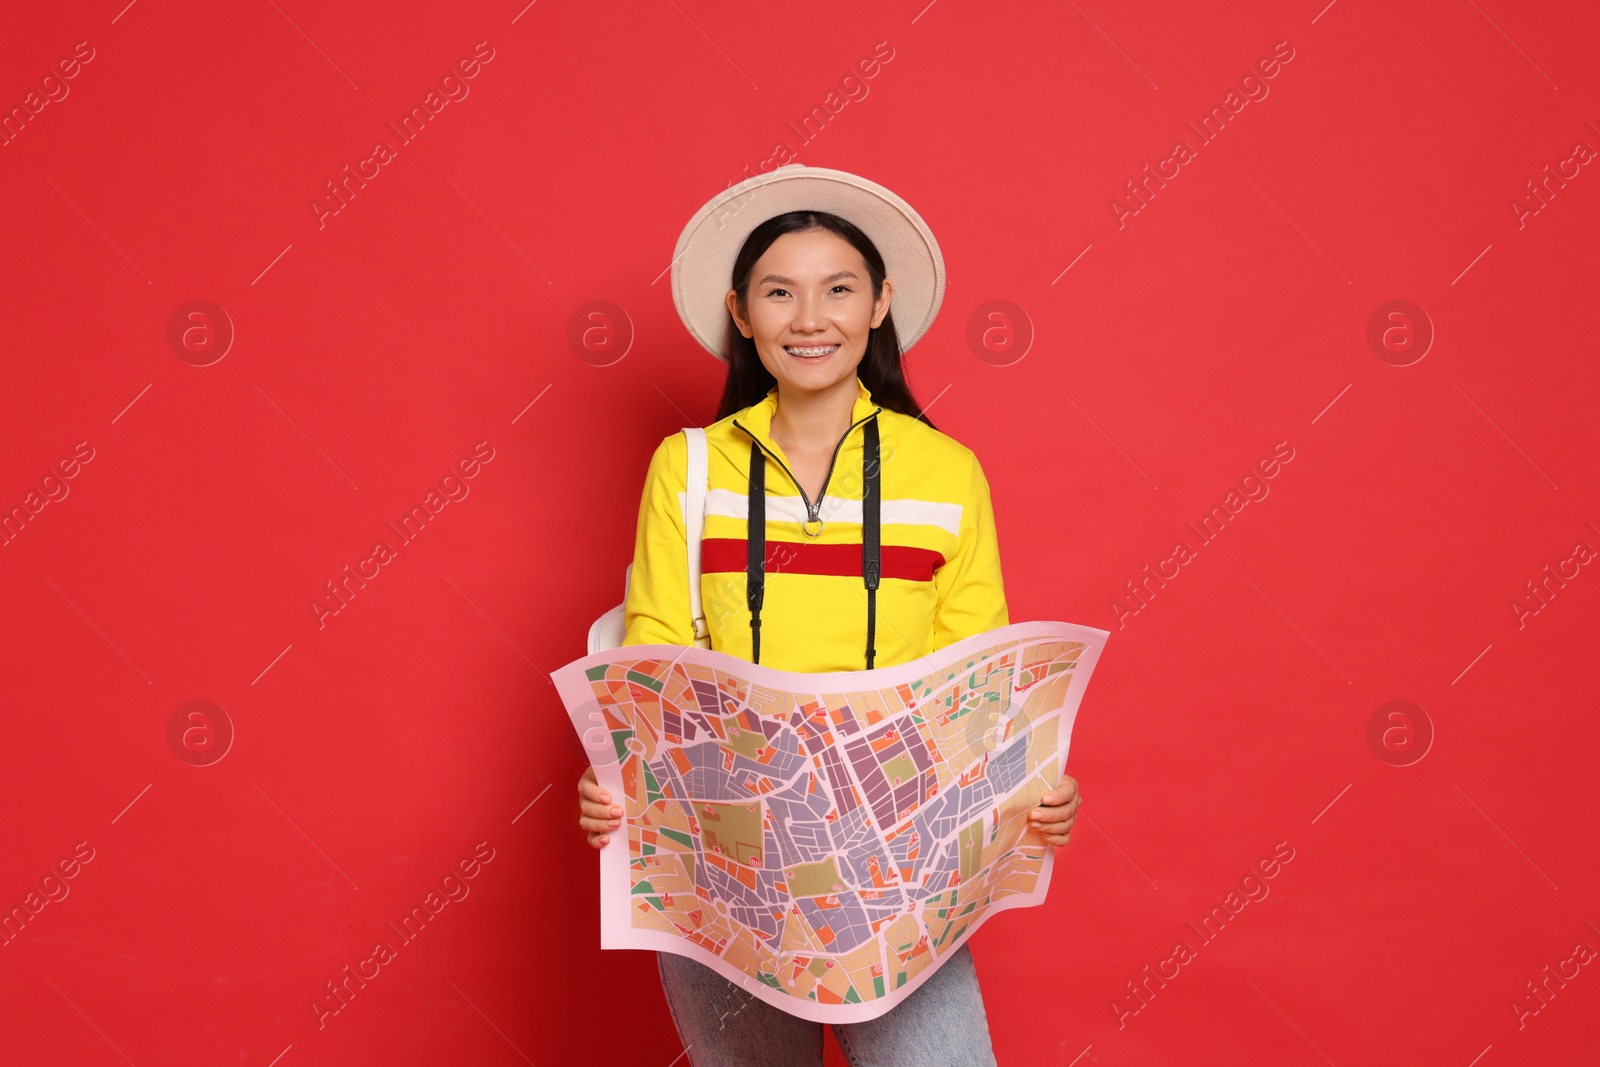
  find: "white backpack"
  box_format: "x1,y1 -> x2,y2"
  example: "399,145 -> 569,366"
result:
587,428 -> 712,654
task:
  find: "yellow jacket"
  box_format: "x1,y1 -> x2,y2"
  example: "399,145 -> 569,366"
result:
622,376 -> 1008,672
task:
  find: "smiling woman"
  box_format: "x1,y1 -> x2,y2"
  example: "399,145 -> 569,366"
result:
576,165 -> 1081,1067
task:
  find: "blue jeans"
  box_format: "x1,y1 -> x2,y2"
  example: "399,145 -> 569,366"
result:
656,945 -> 999,1067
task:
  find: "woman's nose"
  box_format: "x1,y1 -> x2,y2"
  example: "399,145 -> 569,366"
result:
790,291 -> 826,330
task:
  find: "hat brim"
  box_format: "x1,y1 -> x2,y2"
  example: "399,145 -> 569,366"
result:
670,165 -> 946,362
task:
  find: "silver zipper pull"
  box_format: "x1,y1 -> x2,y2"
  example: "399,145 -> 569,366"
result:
803,504 -> 824,538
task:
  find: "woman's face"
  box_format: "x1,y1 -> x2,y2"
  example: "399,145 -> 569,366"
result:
726,228 -> 893,396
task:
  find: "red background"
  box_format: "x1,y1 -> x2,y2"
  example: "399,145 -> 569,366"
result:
2,1 -> 1597,1064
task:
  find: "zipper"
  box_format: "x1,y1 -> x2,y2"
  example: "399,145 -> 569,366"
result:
733,406 -> 883,526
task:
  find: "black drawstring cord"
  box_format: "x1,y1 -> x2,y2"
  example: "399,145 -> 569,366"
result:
863,417 -> 881,670
746,439 -> 765,664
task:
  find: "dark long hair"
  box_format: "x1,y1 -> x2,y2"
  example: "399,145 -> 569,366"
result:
713,210 -> 936,430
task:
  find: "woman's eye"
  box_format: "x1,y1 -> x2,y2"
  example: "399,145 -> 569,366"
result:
768,286 -> 857,299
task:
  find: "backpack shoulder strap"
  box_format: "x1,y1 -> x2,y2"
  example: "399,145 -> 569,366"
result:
682,427 -> 709,642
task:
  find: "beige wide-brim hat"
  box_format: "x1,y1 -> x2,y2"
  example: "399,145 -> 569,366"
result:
670,164 -> 946,362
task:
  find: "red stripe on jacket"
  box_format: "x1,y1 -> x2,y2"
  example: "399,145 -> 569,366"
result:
700,538 -> 946,582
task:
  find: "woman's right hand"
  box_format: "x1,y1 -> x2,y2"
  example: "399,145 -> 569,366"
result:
577,765 -> 622,849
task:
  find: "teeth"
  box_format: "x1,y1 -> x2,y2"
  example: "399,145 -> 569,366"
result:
786,345 -> 838,356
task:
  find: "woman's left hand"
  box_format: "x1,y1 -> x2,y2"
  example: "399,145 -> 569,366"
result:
1028,775 -> 1082,847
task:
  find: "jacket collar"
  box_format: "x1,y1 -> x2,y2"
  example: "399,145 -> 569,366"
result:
733,376 -> 882,457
